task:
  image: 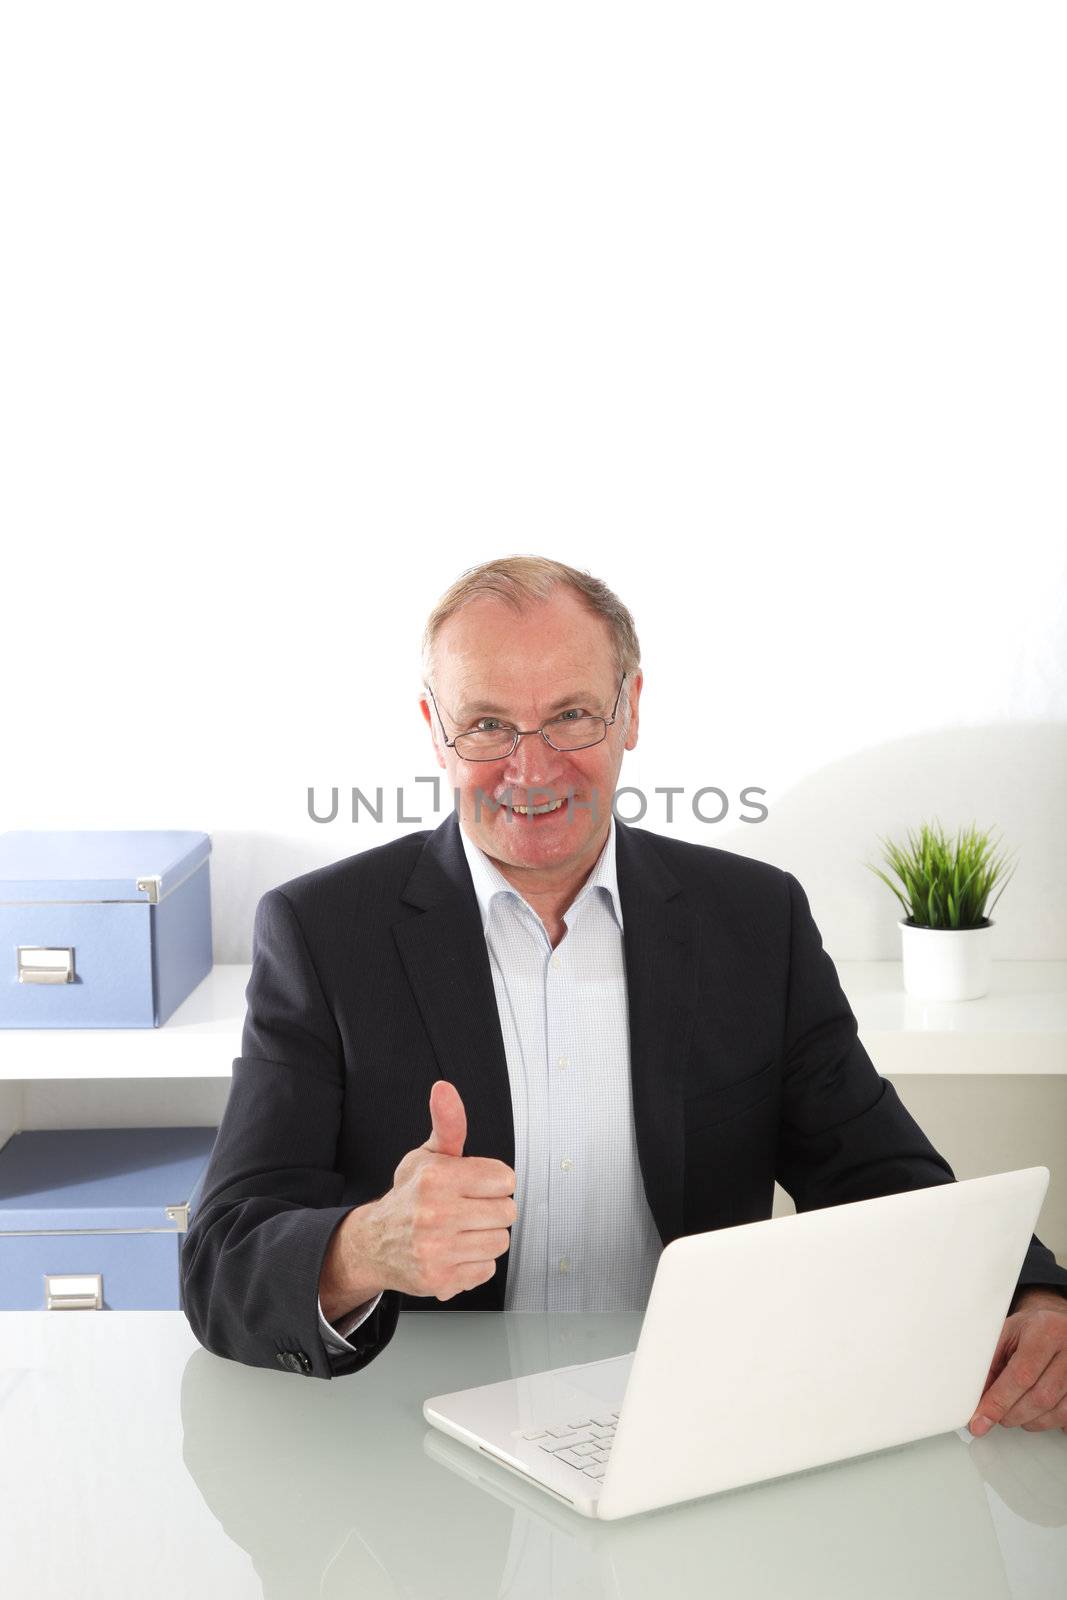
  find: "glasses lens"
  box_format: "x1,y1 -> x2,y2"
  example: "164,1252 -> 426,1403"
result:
453,728 -> 518,760
544,715 -> 607,751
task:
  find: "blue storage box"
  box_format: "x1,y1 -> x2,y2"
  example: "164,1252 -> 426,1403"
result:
0,1126 -> 218,1311
0,830 -> 213,1027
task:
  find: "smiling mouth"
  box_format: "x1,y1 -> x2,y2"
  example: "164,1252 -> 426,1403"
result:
506,798 -> 567,817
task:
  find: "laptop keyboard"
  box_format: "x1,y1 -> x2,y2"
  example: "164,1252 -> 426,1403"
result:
516,1411 -> 620,1481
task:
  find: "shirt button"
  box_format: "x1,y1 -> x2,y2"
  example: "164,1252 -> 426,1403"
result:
557,1056 -> 569,1070
560,1157 -> 573,1171
550,953 -> 560,969
558,1257 -> 572,1273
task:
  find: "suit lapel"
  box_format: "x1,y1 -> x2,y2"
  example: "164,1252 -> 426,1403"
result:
615,818 -> 697,1248
390,811 -> 696,1309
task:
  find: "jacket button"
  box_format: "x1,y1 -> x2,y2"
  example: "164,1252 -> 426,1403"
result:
276,1350 -> 312,1374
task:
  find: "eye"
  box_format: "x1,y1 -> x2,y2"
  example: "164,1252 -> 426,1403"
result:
553,708 -> 586,723
473,717 -> 509,732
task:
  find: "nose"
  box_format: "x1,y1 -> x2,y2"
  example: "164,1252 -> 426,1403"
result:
502,731 -> 570,796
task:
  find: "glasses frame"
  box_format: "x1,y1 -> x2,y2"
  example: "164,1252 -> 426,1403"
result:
425,673 -> 627,762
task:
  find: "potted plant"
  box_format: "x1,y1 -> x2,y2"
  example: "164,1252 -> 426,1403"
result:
866,818 -> 1017,1000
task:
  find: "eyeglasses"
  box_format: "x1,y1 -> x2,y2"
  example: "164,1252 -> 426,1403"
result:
425,674 -> 627,762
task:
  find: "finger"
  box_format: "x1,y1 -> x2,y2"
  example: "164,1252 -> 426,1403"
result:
444,1227 -> 513,1263
970,1320 -> 1016,1431
424,1080 -> 467,1158
971,1346 -> 1059,1433
436,1260 -> 497,1300
981,1326 -> 1013,1395
451,1197 -> 517,1231
1021,1403 -> 1067,1432
1000,1349 -> 1067,1428
451,1156 -> 517,1197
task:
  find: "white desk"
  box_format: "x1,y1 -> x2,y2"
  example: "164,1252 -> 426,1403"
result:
1,1309 -> 1065,1599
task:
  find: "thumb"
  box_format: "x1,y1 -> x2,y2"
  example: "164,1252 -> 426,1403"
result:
424,1080 -> 467,1159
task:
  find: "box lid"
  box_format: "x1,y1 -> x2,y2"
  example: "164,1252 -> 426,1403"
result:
0,1126 -> 218,1233
0,830 -> 211,904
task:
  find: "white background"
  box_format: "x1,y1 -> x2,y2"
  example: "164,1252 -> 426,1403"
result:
2,2 -> 1064,962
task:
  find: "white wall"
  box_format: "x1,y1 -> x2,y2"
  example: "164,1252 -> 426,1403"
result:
3,2 -> 1065,969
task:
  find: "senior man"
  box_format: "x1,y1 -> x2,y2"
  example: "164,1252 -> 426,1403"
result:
181,555 -> 1067,1436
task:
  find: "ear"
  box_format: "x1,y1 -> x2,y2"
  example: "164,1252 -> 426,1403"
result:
420,692 -> 448,770
623,671 -> 643,751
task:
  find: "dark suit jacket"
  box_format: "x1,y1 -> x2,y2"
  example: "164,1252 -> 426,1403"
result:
180,812 -> 1067,1379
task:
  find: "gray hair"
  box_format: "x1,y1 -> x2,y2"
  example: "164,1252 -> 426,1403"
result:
420,556 -> 641,717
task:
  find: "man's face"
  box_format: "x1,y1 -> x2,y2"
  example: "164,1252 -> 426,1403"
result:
421,590 -> 641,876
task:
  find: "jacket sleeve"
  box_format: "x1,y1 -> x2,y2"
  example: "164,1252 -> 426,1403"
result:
179,886 -> 401,1378
775,871 -> 1067,1304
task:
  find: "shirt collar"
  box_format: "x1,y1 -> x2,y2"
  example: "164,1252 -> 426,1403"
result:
457,810 -> 624,936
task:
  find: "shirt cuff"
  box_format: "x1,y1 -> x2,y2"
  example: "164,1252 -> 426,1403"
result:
317,1291 -> 384,1352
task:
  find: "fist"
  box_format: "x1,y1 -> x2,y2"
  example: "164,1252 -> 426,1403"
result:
375,1081 -> 517,1301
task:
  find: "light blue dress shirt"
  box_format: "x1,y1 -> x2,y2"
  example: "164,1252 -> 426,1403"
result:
318,813 -> 663,1356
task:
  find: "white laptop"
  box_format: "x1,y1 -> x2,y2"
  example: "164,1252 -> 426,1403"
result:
423,1167 -> 1050,1520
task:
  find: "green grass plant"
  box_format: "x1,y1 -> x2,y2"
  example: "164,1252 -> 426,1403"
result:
867,818 -> 1017,930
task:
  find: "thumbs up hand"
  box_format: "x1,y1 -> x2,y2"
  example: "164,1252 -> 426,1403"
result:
328,1081 -> 516,1307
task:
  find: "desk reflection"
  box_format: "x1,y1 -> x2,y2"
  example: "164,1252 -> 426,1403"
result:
177,1311 -> 1067,1600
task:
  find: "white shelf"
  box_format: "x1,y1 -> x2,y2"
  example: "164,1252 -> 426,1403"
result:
0,964 -> 249,1080
0,962 -> 1065,1081
841,961 -> 1067,1077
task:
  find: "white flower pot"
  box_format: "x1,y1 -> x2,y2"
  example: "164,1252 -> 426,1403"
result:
898,918 -> 994,1001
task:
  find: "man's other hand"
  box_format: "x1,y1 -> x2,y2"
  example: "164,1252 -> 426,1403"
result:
969,1289 -> 1067,1436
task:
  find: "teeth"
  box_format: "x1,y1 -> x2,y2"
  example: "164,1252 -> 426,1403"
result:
512,799 -> 565,815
